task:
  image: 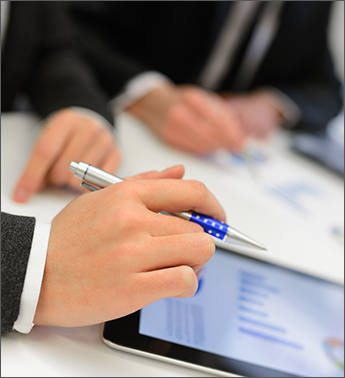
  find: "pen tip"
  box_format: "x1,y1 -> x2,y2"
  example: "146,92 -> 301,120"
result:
254,242 -> 267,251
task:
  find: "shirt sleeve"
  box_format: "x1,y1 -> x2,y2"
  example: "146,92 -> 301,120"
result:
109,71 -> 171,115
36,106 -> 119,146
13,220 -> 51,334
25,2 -> 115,127
69,106 -> 116,136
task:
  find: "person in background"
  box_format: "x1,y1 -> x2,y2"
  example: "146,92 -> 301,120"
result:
1,1 -> 121,204
70,1 -> 343,155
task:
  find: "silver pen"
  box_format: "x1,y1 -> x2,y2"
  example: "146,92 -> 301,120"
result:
69,161 -> 266,250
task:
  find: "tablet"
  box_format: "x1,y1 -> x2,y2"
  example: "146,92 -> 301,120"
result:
102,247 -> 344,377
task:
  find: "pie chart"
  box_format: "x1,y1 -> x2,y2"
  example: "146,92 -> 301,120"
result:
323,338 -> 344,370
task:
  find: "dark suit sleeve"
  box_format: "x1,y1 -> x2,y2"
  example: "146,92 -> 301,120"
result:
252,2 -> 342,133
26,2 -> 115,126
70,1 -> 152,99
276,49 -> 342,133
1,212 -> 35,334
70,29 -> 151,99
69,2 -> 212,98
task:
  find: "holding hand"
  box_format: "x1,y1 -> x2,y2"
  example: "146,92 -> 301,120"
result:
12,108 -> 121,203
34,166 -> 225,327
127,83 -> 247,154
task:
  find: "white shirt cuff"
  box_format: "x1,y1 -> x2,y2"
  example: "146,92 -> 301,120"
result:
109,71 -> 171,115
69,107 -> 114,134
38,107 -> 118,142
13,221 -> 51,334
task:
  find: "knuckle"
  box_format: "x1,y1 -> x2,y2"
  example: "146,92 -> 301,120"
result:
188,180 -> 208,198
167,103 -> 187,125
182,87 -> 202,105
109,181 -> 135,198
116,208 -> 142,228
183,89 -> 198,102
191,223 -> 204,233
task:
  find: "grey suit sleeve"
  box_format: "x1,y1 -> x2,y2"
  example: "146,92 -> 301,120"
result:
1,212 -> 36,334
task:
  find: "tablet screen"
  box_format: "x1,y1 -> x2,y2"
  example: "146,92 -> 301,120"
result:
139,249 -> 344,377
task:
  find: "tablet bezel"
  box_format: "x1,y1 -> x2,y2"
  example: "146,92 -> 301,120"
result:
102,247 -> 343,377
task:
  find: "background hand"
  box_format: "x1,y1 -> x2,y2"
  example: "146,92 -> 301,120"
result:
127,83 -> 247,154
222,90 -> 284,140
34,169 -> 225,327
12,108 -> 121,203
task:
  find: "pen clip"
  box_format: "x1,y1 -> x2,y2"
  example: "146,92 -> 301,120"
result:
81,181 -> 101,192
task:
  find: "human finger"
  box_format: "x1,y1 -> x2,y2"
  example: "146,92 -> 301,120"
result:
138,265 -> 199,303
12,119 -> 74,203
47,124 -> 101,187
255,123 -> 277,140
183,88 -> 247,151
66,142 -> 119,190
126,179 -> 226,222
64,138 -> 121,190
214,95 -> 249,150
144,211 -> 204,237
98,146 -> 122,175
75,129 -> 118,172
165,102 -> 222,153
141,233 -> 215,273
125,164 -> 185,181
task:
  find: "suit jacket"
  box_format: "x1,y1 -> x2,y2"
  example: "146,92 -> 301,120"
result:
70,1 -> 342,133
1,2 -> 115,335
1,213 -> 35,334
1,1 -> 114,126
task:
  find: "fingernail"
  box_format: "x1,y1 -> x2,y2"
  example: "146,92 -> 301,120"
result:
13,187 -> 29,203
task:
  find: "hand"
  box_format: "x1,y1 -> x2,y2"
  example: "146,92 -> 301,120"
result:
34,165 -> 225,327
12,108 -> 121,203
127,83 -> 247,154
222,90 -> 284,140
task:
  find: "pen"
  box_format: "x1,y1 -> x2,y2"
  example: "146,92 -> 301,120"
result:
69,161 -> 266,250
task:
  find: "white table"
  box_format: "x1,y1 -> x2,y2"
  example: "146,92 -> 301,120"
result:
1,112 -> 344,377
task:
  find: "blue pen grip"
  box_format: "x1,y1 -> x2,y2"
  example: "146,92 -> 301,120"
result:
190,212 -> 228,240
